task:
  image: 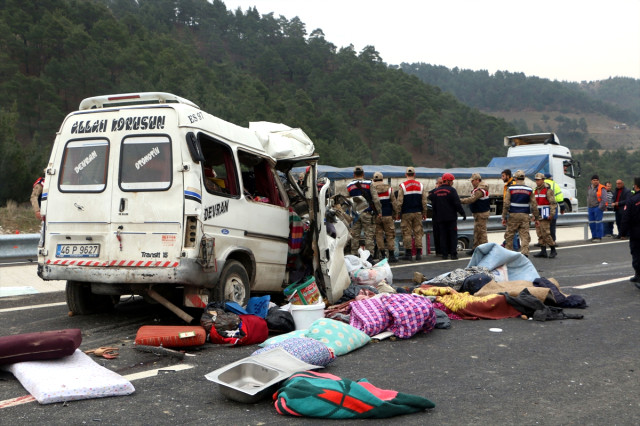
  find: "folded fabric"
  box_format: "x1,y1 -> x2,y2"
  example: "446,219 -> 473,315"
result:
274,370 -> 435,419
381,293 -> 437,338
503,289 -> 585,321
0,329 -> 82,365
533,277 -> 588,308
251,337 -> 335,366
349,297 -> 389,336
468,242 -> 540,282
2,349 -> 134,404
414,285 -> 521,320
474,280 -> 550,302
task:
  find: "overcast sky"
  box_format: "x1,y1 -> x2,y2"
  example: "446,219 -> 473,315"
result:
222,0 -> 640,82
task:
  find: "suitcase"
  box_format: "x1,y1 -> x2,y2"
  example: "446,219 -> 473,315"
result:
135,326 -> 206,348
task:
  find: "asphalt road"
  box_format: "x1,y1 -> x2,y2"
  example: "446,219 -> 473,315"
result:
1,239 -> 639,425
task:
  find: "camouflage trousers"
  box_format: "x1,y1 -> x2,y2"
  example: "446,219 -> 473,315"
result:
375,215 -> 396,251
472,211 -> 490,248
535,219 -> 555,247
401,212 -> 424,249
504,213 -> 532,255
351,211 -> 376,255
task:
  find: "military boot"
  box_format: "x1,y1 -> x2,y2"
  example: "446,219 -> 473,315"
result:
379,250 -> 387,260
548,246 -> 557,258
415,248 -> 422,261
389,252 -> 398,263
533,246 -> 548,258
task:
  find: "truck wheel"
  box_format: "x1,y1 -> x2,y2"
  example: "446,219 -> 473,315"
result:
66,280 -> 116,315
216,260 -> 250,306
564,200 -> 572,213
457,237 -> 469,252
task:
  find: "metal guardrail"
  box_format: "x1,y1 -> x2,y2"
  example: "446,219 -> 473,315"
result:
403,211 -> 615,239
0,234 -> 40,260
0,212 -> 616,262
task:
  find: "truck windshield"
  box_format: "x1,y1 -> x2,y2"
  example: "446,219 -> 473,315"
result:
59,139 -> 109,192
120,135 -> 172,191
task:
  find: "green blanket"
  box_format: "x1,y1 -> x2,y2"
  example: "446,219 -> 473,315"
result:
274,371 -> 435,419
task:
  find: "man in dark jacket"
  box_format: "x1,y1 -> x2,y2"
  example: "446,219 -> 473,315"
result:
428,173 -> 466,260
620,177 -> 640,287
612,179 -> 632,239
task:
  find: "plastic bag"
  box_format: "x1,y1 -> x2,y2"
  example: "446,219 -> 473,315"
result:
351,258 -> 393,286
344,255 -> 372,274
265,307 -> 296,333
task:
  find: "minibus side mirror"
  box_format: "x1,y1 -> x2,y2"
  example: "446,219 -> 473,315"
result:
186,132 -> 205,163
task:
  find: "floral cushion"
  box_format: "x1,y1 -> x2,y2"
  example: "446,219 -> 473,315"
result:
251,337 -> 335,367
258,329 -> 308,347
305,318 -> 370,356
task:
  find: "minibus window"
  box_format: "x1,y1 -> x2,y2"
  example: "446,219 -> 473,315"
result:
238,151 -> 285,207
59,139 -> 109,192
199,134 -> 239,197
120,135 -> 172,191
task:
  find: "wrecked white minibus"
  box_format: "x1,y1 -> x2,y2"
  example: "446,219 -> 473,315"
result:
37,92 -> 350,321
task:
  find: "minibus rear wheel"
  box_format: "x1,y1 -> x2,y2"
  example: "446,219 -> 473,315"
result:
66,280 -> 116,315
216,260 -> 250,306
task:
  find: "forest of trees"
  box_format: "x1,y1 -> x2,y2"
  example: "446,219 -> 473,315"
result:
0,0 -> 521,205
0,0 -> 638,207
400,63 -> 640,127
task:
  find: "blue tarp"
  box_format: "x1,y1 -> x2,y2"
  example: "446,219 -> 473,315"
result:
304,155 -> 550,181
467,243 -> 540,282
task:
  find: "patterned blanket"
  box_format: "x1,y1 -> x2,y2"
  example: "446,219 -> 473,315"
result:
414,285 -> 521,320
274,370 -> 435,419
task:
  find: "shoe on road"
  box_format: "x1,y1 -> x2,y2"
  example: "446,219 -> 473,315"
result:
630,276 -> 640,283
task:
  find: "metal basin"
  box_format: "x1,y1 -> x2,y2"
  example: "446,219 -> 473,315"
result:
205,347 -> 321,403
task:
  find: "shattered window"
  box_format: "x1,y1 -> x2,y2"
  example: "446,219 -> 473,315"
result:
120,135 -> 172,191
59,138 -> 109,192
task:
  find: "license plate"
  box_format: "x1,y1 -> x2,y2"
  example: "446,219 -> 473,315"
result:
56,244 -> 100,258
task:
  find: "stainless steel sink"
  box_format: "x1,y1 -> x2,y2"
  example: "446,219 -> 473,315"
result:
205,347 -> 321,403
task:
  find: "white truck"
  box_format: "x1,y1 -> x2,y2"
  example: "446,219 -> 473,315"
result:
321,132 -> 580,215
37,92 -> 350,321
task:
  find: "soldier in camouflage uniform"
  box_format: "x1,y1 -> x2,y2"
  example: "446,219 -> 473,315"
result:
396,166 -> 428,261
501,170 -> 539,257
346,166 -> 381,258
533,172 -> 558,258
372,171 -> 398,263
460,173 -> 490,255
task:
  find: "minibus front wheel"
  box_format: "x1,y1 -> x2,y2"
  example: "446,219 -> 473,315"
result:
216,260 -> 250,306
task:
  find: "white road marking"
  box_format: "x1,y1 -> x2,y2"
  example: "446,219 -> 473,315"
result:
123,363 -> 194,381
0,302 -> 67,313
0,363 -> 194,409
574,276 -> 634,289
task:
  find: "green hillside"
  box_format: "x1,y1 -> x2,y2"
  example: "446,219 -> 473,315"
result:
0,0 -> 519,205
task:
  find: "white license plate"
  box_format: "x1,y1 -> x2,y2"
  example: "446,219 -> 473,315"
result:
56,244 -> 100,258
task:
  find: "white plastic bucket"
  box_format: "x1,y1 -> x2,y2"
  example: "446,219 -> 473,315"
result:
290,302 -> 326,330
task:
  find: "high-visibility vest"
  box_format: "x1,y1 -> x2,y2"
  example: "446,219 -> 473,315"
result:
544,178 -> 564,203
596,184 -> 608,207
